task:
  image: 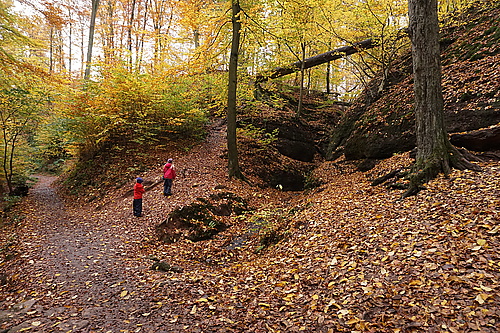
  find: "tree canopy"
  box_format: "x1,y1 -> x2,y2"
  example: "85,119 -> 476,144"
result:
0,0 -> 491,192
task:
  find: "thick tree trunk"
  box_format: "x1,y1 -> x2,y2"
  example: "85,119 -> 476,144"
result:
405,0 -> 480,197
226,0 -> 243,179
256,38 -> 376,83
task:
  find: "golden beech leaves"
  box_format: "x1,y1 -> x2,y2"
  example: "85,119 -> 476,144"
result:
475,293 -> 492,305
0,3 -> 495,331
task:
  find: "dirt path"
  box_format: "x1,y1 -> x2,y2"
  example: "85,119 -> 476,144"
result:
1,122 -> 249,332
0,123 -> 293,333
3,134 -> 499,333
1,175 -> 174,332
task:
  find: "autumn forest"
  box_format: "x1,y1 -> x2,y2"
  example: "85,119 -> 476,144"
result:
0,0 -> 499,331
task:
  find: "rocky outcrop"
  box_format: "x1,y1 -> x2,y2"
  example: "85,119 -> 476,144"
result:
450,125 -> 500,151
326,2 -> 500,160
156,192 -> 248,243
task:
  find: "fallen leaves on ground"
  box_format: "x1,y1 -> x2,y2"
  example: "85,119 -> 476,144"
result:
0,127 -> 499,332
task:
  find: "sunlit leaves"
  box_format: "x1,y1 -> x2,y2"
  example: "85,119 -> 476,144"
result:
57,66 -> 226,158
0,2 -> 36,74
0,80 -> 48,192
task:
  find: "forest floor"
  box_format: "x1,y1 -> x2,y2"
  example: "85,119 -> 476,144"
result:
0,122 -> 499,332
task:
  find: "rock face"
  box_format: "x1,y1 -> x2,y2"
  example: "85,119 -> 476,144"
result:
241,108 -> 336,162
276,138 -> 316,162
450,125 -> 500,151
236,100 -> 341,190
326,3 -> 500,160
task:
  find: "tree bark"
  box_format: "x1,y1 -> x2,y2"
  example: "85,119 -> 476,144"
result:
296,42 -> 306,118
226,0 -> 243,179
135,0 -> 149,71
326,61 -> 331,94
49,27 -> 54,73
256,38 -> 377,83
193,29 -> 200,49
404,0 -> 480,198
128,0 -> 137,69
84,0 -> 100,81
68,7 -> 73,73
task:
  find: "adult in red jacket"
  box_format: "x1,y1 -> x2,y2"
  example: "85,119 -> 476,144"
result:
163,158 -> 176,196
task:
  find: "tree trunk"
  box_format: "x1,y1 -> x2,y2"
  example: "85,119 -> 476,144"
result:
49,27 -> 54,73
256,38 -> 376,83
136,0 -> 149,71
80,15 -> 85,78
404,0 -> 480,197
57,30 -> 65,72
103,0 -> 116,65
84,0 -> 100,81
128,0 -> 137,69
226,0 -> 243,179
68,7 -> 73,73
326,61 -> 331,94
193,29 -> 200,49
2,128 -> 12,195
296,42 -> 306,118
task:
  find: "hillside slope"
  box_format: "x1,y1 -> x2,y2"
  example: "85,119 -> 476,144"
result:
1,118 -> 498,332
1,2 -> 499,333
328,1 -> 500,161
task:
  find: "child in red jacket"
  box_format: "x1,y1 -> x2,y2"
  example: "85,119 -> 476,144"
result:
162,158 -> 176,196
133,177 -> 145,217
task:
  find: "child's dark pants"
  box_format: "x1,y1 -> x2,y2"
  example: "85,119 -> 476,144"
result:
133,198 -> 143,216
163,178 -> 173,195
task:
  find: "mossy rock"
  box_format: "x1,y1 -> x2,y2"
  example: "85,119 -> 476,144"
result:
150,261 -> 184,273
156,192 -> 249,243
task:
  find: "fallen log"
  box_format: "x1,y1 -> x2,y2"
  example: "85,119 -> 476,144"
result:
255,38 -> 377,83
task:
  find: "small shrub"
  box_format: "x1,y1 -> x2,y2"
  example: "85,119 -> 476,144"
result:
303,171 -> 323,190
251,209 -> 290,252
237,123 -> 279,149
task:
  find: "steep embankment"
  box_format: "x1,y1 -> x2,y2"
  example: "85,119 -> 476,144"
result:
328,1 -> 500,160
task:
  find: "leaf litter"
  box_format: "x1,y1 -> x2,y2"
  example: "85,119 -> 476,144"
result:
0,127 -> 499,332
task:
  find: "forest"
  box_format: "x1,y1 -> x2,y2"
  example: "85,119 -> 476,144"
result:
0,0 -> 499,331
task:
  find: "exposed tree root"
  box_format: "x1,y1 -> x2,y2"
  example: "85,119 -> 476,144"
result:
402,146 -> 482,198
371,169 -> 403,186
